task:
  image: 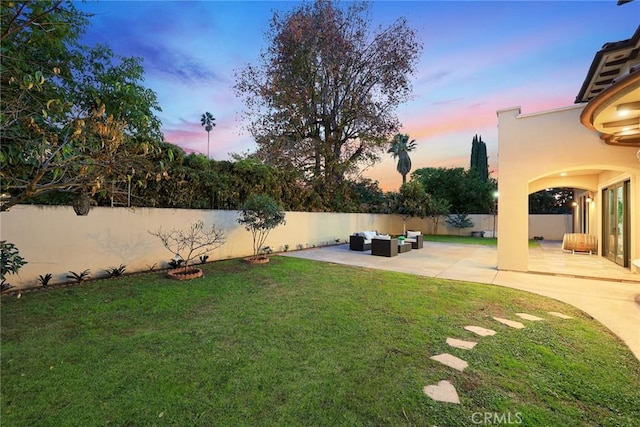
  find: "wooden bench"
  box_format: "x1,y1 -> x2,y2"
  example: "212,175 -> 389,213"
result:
562,233 -> 597,255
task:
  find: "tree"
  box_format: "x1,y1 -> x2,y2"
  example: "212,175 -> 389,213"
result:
412,167 -> 497,214
0,1 -> 163,212
149,221 -> 226,275
529,188 -> 573,214
426,196 -> 450,235
388,181 -> 431,234
200,112 -> 216,158
388,134 -> 417,185
235,0 -> 421,210
237,194 -> 286,261
470,134 -> 489,182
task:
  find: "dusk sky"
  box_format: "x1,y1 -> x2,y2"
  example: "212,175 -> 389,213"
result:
76,1 -> 639,191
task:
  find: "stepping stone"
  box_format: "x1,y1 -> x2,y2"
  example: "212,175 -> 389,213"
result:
446,337 -> 477,350
464,325 -> 496,337
493,317 -> 525,329
430,353 -> 468,372
423,380 -> 460,404
515,313 -> 544,321
548,311 -> 573,319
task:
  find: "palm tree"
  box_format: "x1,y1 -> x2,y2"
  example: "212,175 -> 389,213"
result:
200,112 -> 216,158
387,133 -> 417,185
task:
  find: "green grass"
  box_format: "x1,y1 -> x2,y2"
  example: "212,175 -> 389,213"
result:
425,234 -> 541,247
2,257 -> 638,426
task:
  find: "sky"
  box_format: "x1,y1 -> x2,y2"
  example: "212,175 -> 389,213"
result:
76,0 -> 639,191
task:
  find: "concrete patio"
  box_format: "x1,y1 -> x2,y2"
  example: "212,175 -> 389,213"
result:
281,240 -> 640,360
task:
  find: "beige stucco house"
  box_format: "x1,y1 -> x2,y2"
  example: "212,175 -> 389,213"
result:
497,25 -> 640,274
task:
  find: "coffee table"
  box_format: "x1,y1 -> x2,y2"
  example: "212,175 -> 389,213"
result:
398,242 -> 412,254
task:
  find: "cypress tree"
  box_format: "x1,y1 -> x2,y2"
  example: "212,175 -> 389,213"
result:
470,134 -> 489,182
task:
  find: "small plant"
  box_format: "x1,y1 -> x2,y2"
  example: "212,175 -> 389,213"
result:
168,258 -> 184,269
67,269 -> 91,283
283,244 -> 290,252
147,263 -> 157,272
261,246 -> 273,256
297,244 -> 303,250
105,264 -> 126,277
38,273 -> 53,288
199,254 -> 209,264
335,239 -> 340,244
446,213 -> 475,235
1,240 -> 28,291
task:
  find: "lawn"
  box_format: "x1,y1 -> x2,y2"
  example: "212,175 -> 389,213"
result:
2,257 -> 639,426
424,234 -> 542,247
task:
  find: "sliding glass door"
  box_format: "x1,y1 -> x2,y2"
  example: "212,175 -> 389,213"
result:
603,181 -> 630,267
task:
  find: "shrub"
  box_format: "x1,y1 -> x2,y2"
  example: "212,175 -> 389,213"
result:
1,240 -> 27,291
237,194 -> 286,261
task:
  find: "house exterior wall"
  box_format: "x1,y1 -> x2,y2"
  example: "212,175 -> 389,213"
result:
497,104 -> 639,272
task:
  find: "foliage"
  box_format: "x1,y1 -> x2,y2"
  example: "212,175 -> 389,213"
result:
66,269 -> 91,283
38,273 -> 53,288
199,255 -> 209,265
167,259 -> 183,269
445,213 -> 475,235
529,188 -> 573,214
426,196 -> 451,235
0,1 -> 163,211
412,167 -> 497,213
237,194 -> 286,260
105,264 -> 127,278
388,181 -> 431,234
1,240 -> 28,290
2,258 -> 639,426
349,178 -> 387,213
470,134 -> 489,182
149,221 -> 226,274
235,0 -> 421,210
388,134 -> 417,185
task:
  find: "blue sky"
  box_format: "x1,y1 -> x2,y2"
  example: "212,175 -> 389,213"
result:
76,1 -> 639,190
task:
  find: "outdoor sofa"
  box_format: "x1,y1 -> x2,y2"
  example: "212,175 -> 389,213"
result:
350,230 -> 383,251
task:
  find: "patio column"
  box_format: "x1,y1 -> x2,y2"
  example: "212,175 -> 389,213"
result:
497,106 -> 529,272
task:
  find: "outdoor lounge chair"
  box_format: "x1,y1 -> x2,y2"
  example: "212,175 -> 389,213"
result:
405,231 -> 424,249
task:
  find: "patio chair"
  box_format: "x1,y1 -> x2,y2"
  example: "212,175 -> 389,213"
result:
405,231 -> 424,249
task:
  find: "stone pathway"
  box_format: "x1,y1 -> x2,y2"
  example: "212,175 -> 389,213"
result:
423,311 -> 574,404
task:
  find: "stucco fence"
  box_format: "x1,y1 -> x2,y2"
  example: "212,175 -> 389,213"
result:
1,205 -> 571,290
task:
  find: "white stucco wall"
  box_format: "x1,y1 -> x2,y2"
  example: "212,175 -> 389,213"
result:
0,206 -> 402,289
2,204 -> 576,289
497,104 -> 640,272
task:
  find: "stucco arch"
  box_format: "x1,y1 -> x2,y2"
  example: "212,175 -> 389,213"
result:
497,105 -> 639,272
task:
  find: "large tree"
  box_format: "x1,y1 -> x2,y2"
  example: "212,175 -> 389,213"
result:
388,133 -> 417,185
0,1 -> 163,212
235,0 -> 421,210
